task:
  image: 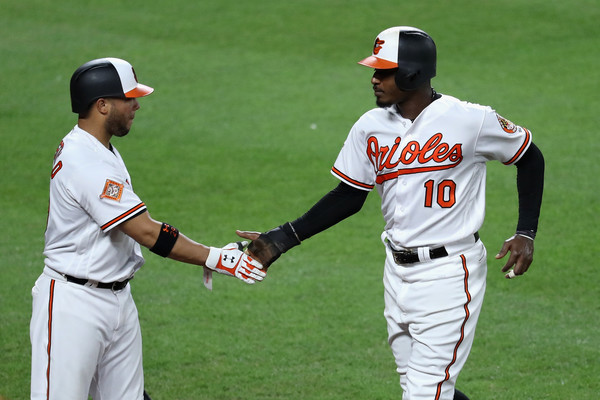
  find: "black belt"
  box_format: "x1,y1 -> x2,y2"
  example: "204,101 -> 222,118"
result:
65,274 -> 131,290
390,232 -> 480,265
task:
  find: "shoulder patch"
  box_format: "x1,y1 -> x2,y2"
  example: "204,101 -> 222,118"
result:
53,140 -> 64,162
100,179 -> 124,201
496,113 -> 517,133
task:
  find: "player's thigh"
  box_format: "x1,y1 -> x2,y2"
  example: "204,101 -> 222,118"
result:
31,274 -> 56,400
383,263 -> 411,374
92,288 -> 143,400
405,246 -> 487,399
31,276 -> 105,399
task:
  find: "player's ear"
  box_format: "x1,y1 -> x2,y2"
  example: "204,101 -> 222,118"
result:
95,98 -> 110,115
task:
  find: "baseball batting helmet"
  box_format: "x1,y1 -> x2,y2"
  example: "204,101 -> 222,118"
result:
70,57 -> 154,114
358,26 -> 436,91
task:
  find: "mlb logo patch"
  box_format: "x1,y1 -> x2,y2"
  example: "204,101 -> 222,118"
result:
100,179 -> 124,201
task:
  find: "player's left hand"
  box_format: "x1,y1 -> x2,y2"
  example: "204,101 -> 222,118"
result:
495,234 -> 534,278
205,242 -> 266,284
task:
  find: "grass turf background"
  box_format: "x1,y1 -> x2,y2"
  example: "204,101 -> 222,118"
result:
1,0 -> 598,398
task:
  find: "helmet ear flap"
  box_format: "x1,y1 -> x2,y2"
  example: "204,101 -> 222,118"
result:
394,30 -> 436,91
395,69 -> 420,91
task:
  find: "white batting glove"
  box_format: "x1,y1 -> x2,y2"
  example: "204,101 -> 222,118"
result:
205,241 -> 266,285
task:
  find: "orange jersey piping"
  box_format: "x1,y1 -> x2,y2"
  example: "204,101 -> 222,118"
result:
503,128 -> 531,165
435,254 -> 471,399
331,167 -> 374,190
46,280 -> 56,399
100,202 -> 146,231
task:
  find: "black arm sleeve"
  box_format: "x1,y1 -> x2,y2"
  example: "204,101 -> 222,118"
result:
515,142 -> 545,235
290,181 -> 369,241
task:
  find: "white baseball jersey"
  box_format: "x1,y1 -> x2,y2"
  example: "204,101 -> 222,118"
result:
332,94 -> 531,248
44,125 -> 147,282
332,94 -> 532,398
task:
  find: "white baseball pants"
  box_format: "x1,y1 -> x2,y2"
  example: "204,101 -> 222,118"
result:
30,270 -> 144,400
383,239 -> 487,400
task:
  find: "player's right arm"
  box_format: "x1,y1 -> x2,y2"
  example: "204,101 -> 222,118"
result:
240,117 -> 375,268
119,211 -> 210,265
119,211 -> 265,284
237,181 -> 369,267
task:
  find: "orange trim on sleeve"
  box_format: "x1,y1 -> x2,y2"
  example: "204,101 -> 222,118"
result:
503,128 -> 531,165
100,202 -> 146,231
331,167 -> 374,190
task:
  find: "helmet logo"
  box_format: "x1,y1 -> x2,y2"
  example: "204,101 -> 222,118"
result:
373,38 -> 385,55
131,67 -> 139,83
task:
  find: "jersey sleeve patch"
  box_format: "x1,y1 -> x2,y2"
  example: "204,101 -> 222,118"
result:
53,140 -> 64,162
496,113 -> 517,133
100,179 -> 124,201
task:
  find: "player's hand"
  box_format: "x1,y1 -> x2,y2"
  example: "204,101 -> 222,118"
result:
205,242 -> 266,284
236,230 -> 261,241
237,223 -> 301,269
236,231 -> 281,270
495,234 -> 534,278
236,230 -> 280,269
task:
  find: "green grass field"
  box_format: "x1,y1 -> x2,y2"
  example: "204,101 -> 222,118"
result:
1,0 -> 598,398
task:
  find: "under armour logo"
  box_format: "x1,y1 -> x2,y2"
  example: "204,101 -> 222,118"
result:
223,255 -> 236,263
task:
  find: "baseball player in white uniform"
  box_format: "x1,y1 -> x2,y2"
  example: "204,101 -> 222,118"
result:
30,57 -> 266,400
237,27 -> 544,399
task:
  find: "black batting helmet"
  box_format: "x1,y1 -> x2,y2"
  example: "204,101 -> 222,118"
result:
358,26 -> 436,91
70,57 -> 154,114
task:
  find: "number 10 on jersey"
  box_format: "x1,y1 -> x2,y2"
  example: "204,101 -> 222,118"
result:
423,179 -> 456,208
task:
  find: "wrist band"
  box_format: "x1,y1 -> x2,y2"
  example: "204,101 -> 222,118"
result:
150,223 -> 180,257
287,222 -> 302,244
516,229 -> 536,240
205,247 -> 220,270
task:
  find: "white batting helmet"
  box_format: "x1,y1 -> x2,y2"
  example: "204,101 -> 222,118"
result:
70,57 -> 154,113
358,26 -> 437,90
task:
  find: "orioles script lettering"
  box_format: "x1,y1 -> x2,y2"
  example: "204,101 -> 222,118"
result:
366,133 -> 463,183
